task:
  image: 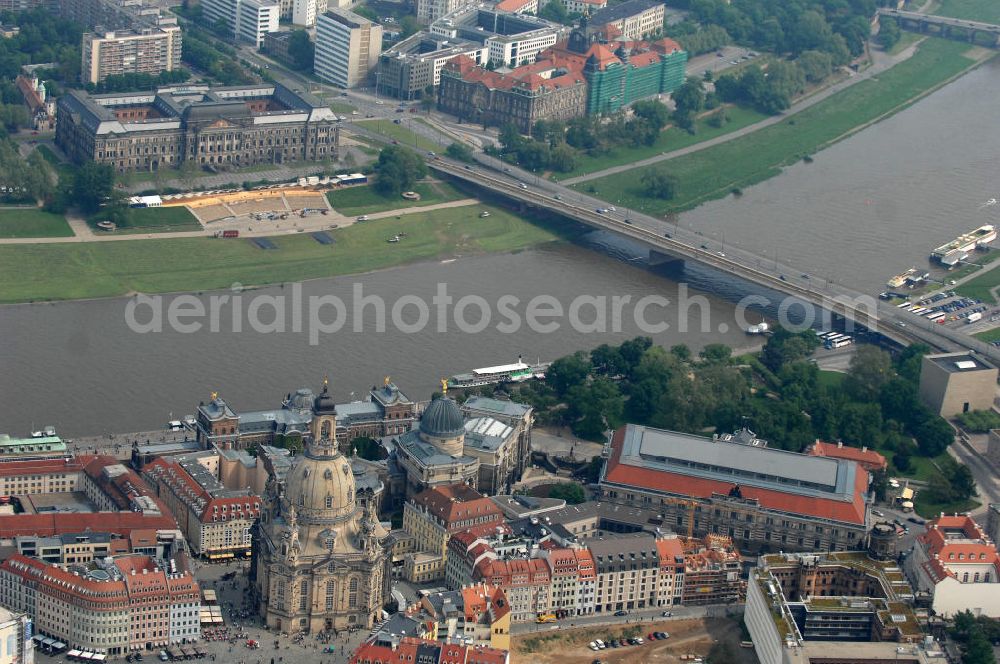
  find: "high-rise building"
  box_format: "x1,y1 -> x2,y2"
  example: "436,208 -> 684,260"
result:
81,24 -> 182,84
201,0 -> 279,48
291,0 -> 316,26
314,9 -> 383,88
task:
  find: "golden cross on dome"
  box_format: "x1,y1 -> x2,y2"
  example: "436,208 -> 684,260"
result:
440,377 -> 448,395
384,375 -> 391,386
323,374 -> 329,387
210,391 -> 218,400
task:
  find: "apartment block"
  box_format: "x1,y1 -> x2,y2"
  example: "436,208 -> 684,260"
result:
399,484 -> 506,583
142,454 -> 261,558
315,9 -> 383,88
589,0 -> 664,40
201,0 -> 279,47
81,24 -> 182,84
0,554 -> 200,656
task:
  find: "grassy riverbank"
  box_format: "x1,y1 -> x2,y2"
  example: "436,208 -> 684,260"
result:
0,204 -> 565,303
326,181 -> 466,216
90,206 -> 202,234
549,106 -> 769,182
0,208 -> 74,238
575,39 -> 982,214
933,0 -> 1000,23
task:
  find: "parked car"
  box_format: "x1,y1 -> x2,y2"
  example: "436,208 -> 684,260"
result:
614,610 -> 629,616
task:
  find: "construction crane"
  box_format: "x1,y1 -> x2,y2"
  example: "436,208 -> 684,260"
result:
660,496 -> 698,541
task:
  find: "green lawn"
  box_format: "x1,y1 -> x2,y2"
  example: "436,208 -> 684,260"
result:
817,370 -> 846,389
355,119 -> 441,152
882,449 -> 980,517
325,181 -> 466,216
550,105 -> 769,182
329,102 -> 357,115
90,206 -> 202,234
0,204 -> 565,303
933,0 -> 1000,23
575,39 -> 979,214
973,327 -> 1000,343
886,31 -> 923,56
955,261 -> 1000,302
0,208 -> 73,238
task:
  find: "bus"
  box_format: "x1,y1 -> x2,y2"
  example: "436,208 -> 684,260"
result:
829,337 -> 853,349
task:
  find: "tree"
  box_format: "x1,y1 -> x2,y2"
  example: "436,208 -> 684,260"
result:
671,77 -> 705,119
546,351 -> 592,397
591,344 -> 626,376
539,0 -> 570,24
445,142 -> 475,162
632,99 -> 671,132
568,377 -> 624,439
400,15 -> 420,38
72,162 -> 116,214
548,142 -> 577,173
373,145 -> 427,195
352,436 -> 388,460
845,346 -> 893,401
547,482 -> 586,504
797,50 -> 833,84
878,17 -> 901,50
641,168 -> 679,200
287,30 -> 314,71
699,343 -> 732,364
913,413 -> 954,456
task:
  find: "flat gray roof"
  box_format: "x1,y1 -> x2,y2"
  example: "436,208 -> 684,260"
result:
927,352 -> 997,373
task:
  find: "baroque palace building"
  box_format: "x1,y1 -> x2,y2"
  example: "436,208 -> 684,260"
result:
251,380 -> 390,634
56,83 -> 339,173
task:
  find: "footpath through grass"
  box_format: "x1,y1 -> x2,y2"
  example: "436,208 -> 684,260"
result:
933,0 -> 1000,23
0,204 -> 564,303
576,39 -> 979,214
956,261 -> 1000,303
0,208 -> 73,238
326,181 -> 466,216
550,105 -> 768,181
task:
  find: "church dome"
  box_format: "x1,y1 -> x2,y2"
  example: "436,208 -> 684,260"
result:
420,397 -> 465,438
285,388 -> 315,412
284,450 -> 357,523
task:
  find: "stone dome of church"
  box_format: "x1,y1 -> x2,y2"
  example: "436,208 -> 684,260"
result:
285,388 -> 315,412
420,397 -> 465,438
284,447 -> 357,523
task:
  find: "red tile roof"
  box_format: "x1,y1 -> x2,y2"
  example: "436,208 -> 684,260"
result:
0,456 -> 86,478
917,515 -> 999,584
604,428 -> 869,525
809,441 -> 888,472
0,511 -> 178,539
412,484 -> 505,532
494,0 -> 533,12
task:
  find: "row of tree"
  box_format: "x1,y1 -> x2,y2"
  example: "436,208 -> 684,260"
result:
715,61 -> 807,115
480,333 -> 963,494
0,9 -> 82,85
86,69 -> 191,94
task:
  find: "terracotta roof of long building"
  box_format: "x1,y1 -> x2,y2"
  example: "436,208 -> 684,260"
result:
603,426 -> 869,525
0,511 -> 177,539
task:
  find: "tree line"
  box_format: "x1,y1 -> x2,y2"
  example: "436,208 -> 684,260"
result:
462,333 -> 967,501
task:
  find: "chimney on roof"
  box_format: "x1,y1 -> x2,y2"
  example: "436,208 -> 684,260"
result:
862,446 -> 868,453
837,441 -> 843,448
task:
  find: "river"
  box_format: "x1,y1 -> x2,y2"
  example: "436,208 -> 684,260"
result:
3,58 -> 1000,437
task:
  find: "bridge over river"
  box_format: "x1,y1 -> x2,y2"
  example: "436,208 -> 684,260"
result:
878,8 -> 1000,47
427,155 -> 1000,363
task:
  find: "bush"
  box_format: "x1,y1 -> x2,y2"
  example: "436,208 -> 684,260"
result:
957,409 -> 1000,433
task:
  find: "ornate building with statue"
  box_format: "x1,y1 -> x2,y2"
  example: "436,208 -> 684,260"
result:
251,381 -> 390,634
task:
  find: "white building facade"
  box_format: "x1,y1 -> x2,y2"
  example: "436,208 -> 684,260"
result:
315,9 -> 383,87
